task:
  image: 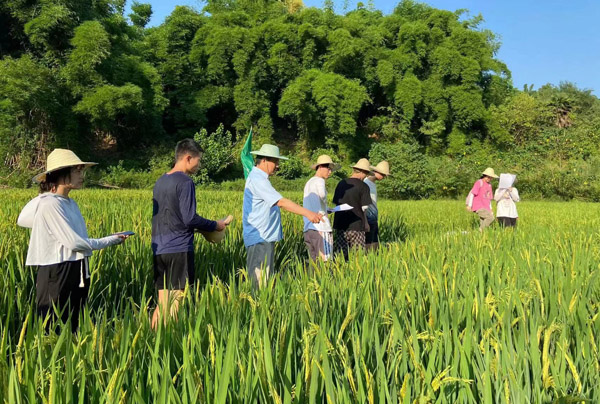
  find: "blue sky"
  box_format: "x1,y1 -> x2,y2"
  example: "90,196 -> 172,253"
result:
127,0 -> 600,94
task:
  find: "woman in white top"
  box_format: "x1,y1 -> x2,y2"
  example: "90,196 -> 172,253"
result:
494,186 -> 520,227
17,149 -> 128,332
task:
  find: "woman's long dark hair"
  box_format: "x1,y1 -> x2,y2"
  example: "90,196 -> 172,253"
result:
39,167 -> 72,193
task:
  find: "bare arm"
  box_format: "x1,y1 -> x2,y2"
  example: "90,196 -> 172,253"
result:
277,198 -> 322,223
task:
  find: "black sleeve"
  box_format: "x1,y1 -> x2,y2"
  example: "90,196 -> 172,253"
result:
332,181 -> 342,205
179,180 -> 217,232
361,183 -> 372,206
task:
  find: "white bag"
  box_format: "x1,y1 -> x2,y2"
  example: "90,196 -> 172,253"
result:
465,192 -> 474,208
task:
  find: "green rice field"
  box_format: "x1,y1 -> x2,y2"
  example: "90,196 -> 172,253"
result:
0,189 -> 598,403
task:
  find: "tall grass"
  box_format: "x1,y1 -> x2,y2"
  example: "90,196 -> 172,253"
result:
0,189 -> 598,402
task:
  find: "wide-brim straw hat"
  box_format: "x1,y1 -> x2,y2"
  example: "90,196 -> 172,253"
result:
370,161 -> 392,177
33,148 -> 97,183
200,215 -> 233,244
481,167 -> 499,178
250,144 -> 289,160
311,154 -> 340,170
351,158 -> 372,173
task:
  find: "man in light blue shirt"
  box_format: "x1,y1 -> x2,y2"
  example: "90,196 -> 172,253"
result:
243,144 -> 322,289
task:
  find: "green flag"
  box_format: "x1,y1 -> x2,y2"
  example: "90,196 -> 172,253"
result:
241,126 -> 253,179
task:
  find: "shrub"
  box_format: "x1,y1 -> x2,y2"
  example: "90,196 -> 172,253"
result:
98,161 -> 158,188
193,124 -> 235,183
369,141 -> 434,199
277,155 -> 310,180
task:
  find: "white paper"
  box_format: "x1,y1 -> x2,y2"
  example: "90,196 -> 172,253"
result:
327,203 -> 353,213
498,173 -> 516,189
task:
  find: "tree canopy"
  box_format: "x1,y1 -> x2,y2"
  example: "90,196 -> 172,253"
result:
1,0 -> 599,200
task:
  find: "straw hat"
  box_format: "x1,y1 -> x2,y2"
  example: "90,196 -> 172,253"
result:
351,158 -> 372,173
200,215 -> 233,244
370,161 -> 391,177
311,154 -> 340,171
250,144 -> 289,160
481,167 -> 499,179
34,148 -> 97,183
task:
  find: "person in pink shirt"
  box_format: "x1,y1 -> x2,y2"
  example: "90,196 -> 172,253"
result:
466,168 -> 499,231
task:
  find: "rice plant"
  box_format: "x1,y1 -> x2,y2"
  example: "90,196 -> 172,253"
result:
0,189 -> 598,403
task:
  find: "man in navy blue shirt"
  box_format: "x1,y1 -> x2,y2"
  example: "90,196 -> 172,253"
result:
151,139 -> 227,329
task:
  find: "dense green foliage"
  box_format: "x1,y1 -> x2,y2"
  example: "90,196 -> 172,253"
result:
1,189 -> 599,402
1,0 -> 599,199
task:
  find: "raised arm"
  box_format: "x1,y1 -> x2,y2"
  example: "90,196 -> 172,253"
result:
494,188 -> 507,202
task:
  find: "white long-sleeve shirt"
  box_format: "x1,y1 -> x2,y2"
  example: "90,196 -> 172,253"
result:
494,187 -> 520,218
17,193 -> 120,266
302,176 -> 332,232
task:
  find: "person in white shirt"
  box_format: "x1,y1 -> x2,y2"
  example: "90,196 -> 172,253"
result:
494,186 -> 520,227
364,161 -> 391,250
17,149 -> 128,332
303,155 -> 339,261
